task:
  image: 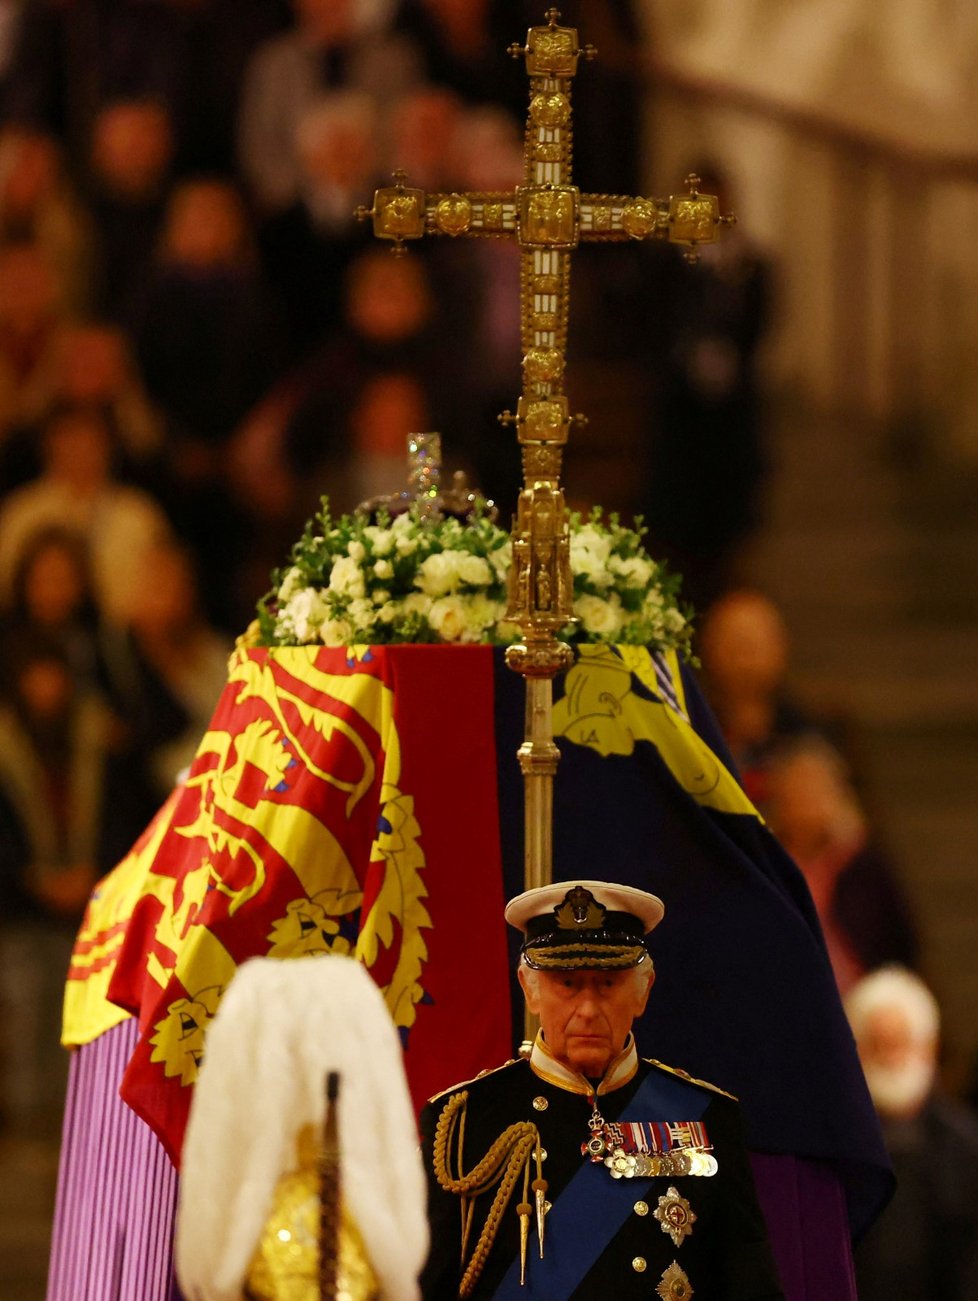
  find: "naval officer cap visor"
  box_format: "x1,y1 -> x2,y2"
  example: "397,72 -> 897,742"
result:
505,881 -> 665,971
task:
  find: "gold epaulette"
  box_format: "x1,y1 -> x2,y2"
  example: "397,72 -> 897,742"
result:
644,1057 -> 738,1100
426,1057 -> 522,1106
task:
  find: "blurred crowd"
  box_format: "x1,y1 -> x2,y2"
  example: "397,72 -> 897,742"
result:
0,0 -> 655,1139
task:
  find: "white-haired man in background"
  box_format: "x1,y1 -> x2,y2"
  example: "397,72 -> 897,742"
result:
846,965 -> 978,1301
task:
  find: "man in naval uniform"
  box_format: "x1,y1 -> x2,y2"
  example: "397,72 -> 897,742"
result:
419,881 -> 785,1300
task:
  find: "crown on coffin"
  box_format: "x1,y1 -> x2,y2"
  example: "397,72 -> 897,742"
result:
356,432 -> 498,525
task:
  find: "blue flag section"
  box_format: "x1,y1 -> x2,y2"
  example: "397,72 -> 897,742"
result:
493,644 -> 892,1240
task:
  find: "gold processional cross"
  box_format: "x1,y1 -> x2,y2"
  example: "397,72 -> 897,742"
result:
357,9 -> 733,915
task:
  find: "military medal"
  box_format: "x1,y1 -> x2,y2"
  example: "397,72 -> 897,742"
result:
656,1261 -> 694,1299
585,1118 -> 717,1179
654,1186 -> 696,1247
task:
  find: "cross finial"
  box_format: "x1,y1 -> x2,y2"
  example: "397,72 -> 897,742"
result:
545,7 -> 561,26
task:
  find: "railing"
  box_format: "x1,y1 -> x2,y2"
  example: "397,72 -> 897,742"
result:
643,58 -> 978,461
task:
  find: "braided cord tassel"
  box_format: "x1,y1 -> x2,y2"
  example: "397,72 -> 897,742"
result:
432,1092 -> 542,1295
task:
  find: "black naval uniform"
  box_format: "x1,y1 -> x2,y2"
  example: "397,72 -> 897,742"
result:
420,1038 -> 784,1300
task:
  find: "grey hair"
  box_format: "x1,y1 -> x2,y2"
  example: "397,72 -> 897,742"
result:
844,965 -> 939,1047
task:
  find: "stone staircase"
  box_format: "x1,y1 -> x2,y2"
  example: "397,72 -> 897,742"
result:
747,394 -> 978,1085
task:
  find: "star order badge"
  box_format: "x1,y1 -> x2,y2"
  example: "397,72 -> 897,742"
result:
654,1185 -> 696,1247
656,1260 -> 694,1299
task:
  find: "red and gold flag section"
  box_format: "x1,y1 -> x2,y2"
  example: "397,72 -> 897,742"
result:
63,645 -> 512,1166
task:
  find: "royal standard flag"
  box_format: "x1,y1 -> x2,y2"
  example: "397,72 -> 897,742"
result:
64,642 -> 889,1242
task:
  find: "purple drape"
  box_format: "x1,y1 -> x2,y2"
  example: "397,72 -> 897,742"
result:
47,1019 -> 182,1301
751,1152 -> 858,1300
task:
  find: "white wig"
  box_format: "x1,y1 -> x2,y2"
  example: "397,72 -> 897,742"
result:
844,964 -> 940,1047
175,955 -> 428,1301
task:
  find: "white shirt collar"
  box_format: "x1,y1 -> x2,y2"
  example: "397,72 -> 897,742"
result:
528,1030 -> 639,1098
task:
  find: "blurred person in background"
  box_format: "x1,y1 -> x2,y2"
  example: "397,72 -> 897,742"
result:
445,104 -> 524,508
0,404 -> 172,626
697,588 -> 819,810
0,0 -> 25,100
0,127 -> 93,315
846,966 -> 978,1301
0,525 -> 111,700
126,176 -> 286,630
237,0 -> 419,219
395,0 -> 523,114
258,90 -> 379,359
0,238 -> 67,454
3,0 -> 289,175
0,320 -> 166,489
109,536 -> 230,798
640,162 -> 774,610
385,83 -> 465,192
231,243 -> 460,543
43,320 -> 164,471
0,632 -> 143,1137
766,737 -> 919,994
88,97 -> 174,317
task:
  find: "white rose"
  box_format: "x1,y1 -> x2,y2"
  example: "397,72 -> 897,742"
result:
286,587 -> 330,643
416,551 -> 461,597
376,600 -> 401,624
320,618 -> 353,647
574,593 -> 624,638
402,592 -> 432,618
363,525 -> 393,556
456,553 -> 492,587
489,541 -> 512,581
462,594 -> 503,641
428,595 -> 467,642
348,598 -> 377,631
664,607 -> 687,634
609,555 -> 654,588
372,588 -> 391,605
277,565 -> 305,603
571,523 -> 612,563
373,558 -> 394,580
347,540 -> 366,562
329,555 -> 365,598
570,530 -> 613,586
395,533 -> 418,556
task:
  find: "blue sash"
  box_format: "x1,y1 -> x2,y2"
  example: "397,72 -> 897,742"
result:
493,1068 -> 708,1300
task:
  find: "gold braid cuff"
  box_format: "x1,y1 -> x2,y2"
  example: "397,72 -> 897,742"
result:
432,1091 -> 544,1297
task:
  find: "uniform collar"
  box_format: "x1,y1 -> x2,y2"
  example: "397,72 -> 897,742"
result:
528,1030 -> 639,1097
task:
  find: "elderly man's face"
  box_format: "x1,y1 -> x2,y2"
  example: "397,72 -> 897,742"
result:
519,966 -> 653,1080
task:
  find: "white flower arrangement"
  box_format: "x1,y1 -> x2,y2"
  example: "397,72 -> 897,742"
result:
254,501 -> 693,656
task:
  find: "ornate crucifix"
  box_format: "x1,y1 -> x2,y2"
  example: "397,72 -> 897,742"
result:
357,9 -> 732,908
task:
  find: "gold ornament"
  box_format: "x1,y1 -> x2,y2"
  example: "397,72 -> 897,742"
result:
435,194 -> 473,236
245,1126 -> 379,1301
621,199 -> 659,240
530,92 -> 570,128
523,347 -> 564,383
654,1185 -> 697,1248
656,1261 -> 694,1300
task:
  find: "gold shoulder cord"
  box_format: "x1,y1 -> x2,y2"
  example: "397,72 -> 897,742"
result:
433,1091 -> 547,1296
